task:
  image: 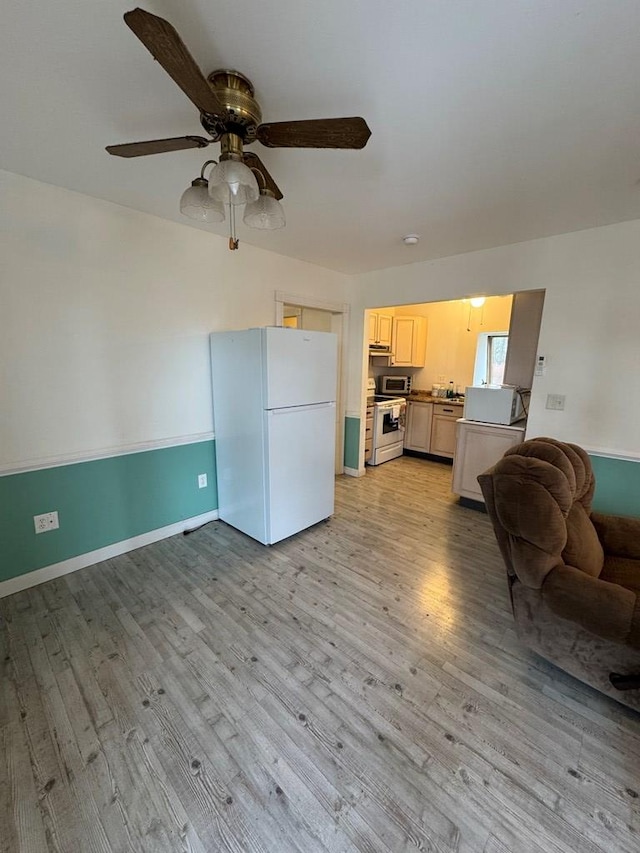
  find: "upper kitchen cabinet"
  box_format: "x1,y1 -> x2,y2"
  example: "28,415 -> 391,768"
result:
391,316 -> 427,367
503,290 -> 545,389
369,312 -> 393,347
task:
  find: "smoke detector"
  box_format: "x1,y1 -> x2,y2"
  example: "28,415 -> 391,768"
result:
402,234 -> 420,246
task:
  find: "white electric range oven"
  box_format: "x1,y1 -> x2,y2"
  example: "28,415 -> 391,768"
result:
369,394 -> 406,465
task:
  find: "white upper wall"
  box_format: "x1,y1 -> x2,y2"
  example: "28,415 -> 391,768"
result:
350,219 -> 640,459
0,170 -> 351,471
4,168 -> 640,467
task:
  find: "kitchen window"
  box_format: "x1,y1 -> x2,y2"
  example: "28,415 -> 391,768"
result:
487,334 -> 509,385
472,331 -> 509,386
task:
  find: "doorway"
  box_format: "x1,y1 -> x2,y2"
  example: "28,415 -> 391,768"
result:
275,292 -> 349,475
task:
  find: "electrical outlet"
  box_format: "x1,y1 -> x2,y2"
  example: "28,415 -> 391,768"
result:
198,473 -> 208,489
437,374 -> 446,384
546,394 -> 565,411
34,511 -> 59,534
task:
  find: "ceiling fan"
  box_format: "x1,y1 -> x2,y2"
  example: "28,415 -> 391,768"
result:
106,8 -> 371,247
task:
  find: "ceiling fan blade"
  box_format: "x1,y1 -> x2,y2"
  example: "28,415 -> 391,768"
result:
106,136 -> 211,158
123,8 -> 226,116
256,117 -> 371,149
242,152 -> 283,200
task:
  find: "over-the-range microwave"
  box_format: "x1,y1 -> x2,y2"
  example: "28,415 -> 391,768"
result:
464,385 -> 529,425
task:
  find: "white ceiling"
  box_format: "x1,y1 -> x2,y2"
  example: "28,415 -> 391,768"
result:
2,1 -> 640,274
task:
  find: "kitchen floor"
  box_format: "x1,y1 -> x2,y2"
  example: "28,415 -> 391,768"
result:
2,456 -> 639,852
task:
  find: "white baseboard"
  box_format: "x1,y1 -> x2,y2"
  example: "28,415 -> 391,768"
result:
343,466 -> 365,478
0,510 -> 219,599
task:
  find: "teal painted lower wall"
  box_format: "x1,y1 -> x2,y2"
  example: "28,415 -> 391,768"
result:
590,455 -> 640,518
0,441 -> 217,583
344,417 -> 360,469
4,438 -> 632,587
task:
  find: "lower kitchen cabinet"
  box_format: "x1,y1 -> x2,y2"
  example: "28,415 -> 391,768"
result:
429,404 -> 460,459
404,401 -> 433,452
405,400 -> 463,458
452,418 -> 526,503
364,404 -> 374,464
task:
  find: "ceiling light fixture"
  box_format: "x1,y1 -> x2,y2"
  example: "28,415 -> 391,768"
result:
180,160 -> 225,223
466,295 -> 486,331
403,234 -> 420,246
208,134 -> 259,206
180,144 -> 285,249
244,188 -> 286,230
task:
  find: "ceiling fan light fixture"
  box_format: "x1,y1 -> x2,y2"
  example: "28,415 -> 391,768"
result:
180,177 -> 225,222
243,190 -> 286,230
208,158 -> 260,206
470,296 -> 486,308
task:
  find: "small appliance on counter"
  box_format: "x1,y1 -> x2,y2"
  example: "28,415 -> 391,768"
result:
380,375 -> 411,396
464,385 -> 529,425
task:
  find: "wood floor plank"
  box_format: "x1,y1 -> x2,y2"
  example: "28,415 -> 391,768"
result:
1,455 -> 639,851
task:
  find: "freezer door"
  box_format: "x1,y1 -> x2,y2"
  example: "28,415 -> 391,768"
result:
263,327 -> 337,409
265,402 -> 336,544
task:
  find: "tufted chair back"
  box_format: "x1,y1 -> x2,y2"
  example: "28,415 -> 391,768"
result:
478,437 -> 603,589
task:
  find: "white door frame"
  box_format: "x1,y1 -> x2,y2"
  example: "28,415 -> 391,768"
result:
275,291 -> 350,474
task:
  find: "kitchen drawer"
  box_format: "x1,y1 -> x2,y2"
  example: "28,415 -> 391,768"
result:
433,403 -> 463,417
364,437 -> 373,462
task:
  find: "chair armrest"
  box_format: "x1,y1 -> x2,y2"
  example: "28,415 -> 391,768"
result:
591,512 -> 640,559
542,563 -> 639,645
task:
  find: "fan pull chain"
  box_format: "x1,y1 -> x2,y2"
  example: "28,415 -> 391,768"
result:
228,202 -> 239,250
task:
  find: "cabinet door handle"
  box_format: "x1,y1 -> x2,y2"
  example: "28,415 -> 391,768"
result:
443,408 -> 454,412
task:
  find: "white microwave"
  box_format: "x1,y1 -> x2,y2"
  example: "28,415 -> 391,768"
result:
380,375 -> 411,395
464,386 -> 529,425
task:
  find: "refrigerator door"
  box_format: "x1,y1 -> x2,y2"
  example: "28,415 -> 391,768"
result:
265,402 -> 335,544
263,327 -> 337,409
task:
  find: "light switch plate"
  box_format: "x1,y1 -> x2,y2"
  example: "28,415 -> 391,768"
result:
198,473 -> 208,489
546,394 -> 565,411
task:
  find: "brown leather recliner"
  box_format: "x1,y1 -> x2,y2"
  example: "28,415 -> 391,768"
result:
478,437 -> 640,710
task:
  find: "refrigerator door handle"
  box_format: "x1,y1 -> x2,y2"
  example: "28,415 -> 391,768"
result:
267,401 -> 336,415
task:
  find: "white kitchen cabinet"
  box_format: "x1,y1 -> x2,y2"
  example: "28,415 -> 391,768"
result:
364,403 -> 374,463
430,403 -> 460,459
368,312 -> 393,347
404,401 -> 433,452
391,316 -> 427,367
452,419 -> 526,503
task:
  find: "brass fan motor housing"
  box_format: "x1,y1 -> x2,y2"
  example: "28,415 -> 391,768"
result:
200,70 -> 262,143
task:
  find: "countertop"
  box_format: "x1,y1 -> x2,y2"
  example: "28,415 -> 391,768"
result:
407,392 -> 465,406
457,417 -> 526,430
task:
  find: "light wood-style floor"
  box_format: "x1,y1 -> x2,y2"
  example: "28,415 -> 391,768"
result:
2,456 -> 640,852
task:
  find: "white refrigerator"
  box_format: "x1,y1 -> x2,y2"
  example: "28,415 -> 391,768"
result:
210,327 -> 337,545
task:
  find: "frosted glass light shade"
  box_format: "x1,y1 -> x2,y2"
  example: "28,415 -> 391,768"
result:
208,159 -> 259,205
243,193 -> 286,230
180,182 -> 225,222
470,296 -> 486,308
